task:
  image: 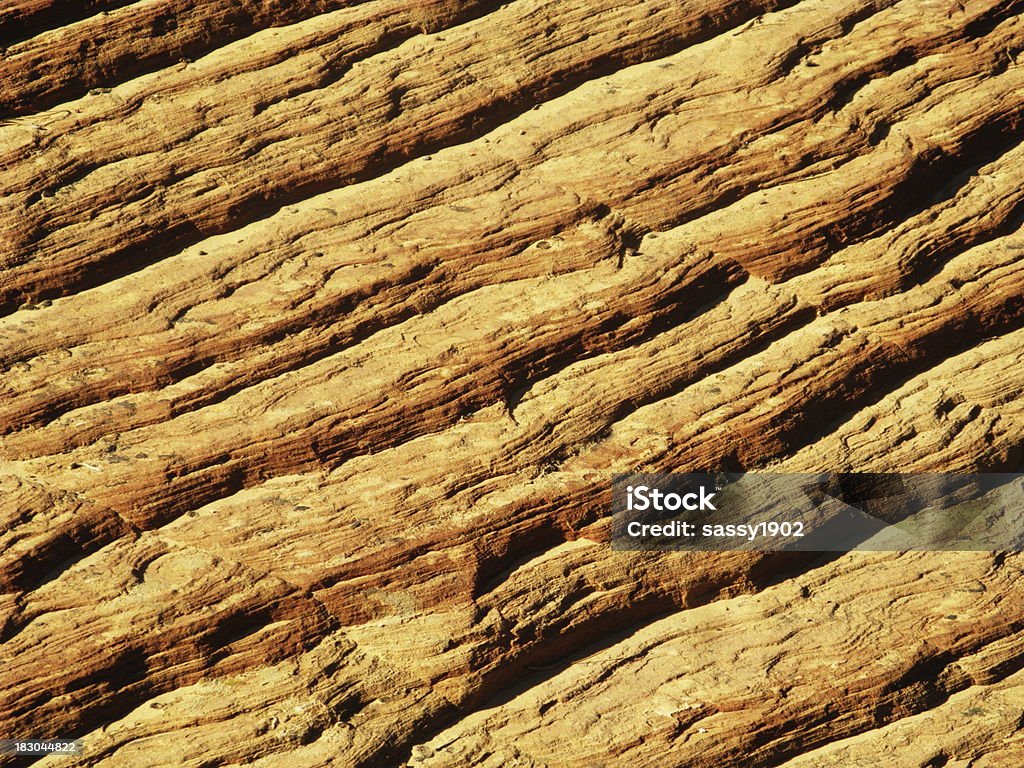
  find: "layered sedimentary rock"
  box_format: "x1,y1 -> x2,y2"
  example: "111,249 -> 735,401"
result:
2,0 -> 1024,765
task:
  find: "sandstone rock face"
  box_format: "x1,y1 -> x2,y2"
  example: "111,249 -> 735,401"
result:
2,0 -> 1024,765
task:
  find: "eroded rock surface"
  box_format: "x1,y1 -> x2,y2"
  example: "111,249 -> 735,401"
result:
2,0 -> 1024,765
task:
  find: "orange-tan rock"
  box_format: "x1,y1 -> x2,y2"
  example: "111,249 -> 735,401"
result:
2,0 -> 1023,765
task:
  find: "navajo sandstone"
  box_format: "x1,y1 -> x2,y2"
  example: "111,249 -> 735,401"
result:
1,0 -> 1024,765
